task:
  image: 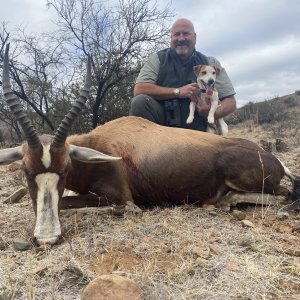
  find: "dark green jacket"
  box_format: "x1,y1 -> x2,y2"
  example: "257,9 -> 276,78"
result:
157,48 -> 209,131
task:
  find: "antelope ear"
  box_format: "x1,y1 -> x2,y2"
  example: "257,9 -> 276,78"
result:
193,65 -> 204,76
0,146 -> 23,164
69,145 -> 122,163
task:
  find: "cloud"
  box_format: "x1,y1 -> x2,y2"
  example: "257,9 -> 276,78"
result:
221,35 -> 300,105
171,0 -> 300,106
1,0 -> 56,33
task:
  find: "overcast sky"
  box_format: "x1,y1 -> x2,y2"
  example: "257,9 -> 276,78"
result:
1,0 -> 300,107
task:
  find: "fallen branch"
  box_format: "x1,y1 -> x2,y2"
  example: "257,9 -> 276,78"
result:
61,205 -> 126,217
3,187 -> 27,204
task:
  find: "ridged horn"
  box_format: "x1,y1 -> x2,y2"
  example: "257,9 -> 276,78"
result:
51,56 -> 92,148
2,44 -> 41,149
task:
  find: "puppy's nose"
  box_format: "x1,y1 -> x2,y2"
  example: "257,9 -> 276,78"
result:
208,78 -> 215,85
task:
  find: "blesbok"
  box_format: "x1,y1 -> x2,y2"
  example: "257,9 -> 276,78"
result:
1,45 -> 299,246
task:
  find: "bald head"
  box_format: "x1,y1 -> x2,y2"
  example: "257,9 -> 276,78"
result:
171,18 -> 195,34
170,19 -> 196,63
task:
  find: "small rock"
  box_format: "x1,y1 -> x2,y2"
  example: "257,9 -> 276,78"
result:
8,162 -> 22,172
276,211 -> 289,220
237,238 -> 252,247
275,225 -> 292,234
280,242 -> 300,257
63,210 -> 77,218
191,246 -> 210,259
283,247 -> 300,257
209,210 -> 218,216
292,222 -> 300,232
293,249 -> 300,257
195,257 -> 208,267
209,244 -> 221,255
250,243 -> 259,252
124,201 -> 143,216
289,201 -> 300,212
202,204 -> 216,211
111,271 -> 128,276
0,288 -> 13,300
237,239 -> 259,251
241,220 -> 254,228
232,209 -> 246,220
12,238 -> 31,251
226,262 -> 240,272
81,274 -> 144,300
36,244 -> 52,252
0,241 -> 7,251
290,294 -> 300,300
187,267 -> 196,276
31,266 -> 48,275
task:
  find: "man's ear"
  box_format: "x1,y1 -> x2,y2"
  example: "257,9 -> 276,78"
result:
193,65 -> 203,76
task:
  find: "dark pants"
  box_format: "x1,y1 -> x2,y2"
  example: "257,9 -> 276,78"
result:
129,94 -> 207,131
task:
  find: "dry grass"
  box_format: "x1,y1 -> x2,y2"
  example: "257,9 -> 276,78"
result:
1,122 -> 300,299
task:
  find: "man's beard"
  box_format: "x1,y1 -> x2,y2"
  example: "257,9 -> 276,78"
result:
174,43 -> 190,56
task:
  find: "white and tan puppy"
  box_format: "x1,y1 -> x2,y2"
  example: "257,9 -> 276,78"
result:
186,65 -> 228,136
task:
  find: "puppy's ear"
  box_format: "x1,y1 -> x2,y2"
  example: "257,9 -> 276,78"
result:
193,65 -> 203,76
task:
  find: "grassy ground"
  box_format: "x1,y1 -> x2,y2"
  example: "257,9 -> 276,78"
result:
0,120 -> 300,300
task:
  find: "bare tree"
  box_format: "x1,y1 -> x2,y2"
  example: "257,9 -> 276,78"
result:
47,0 -> 173,127
0,0 -> 173,142
0,25 -> 60,131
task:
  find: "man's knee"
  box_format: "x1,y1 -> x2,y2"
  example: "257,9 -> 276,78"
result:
129,94 -> 164,124
129,94 -> 149,115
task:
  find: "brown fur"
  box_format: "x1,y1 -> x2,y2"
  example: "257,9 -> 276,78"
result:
63,116 -> 288,207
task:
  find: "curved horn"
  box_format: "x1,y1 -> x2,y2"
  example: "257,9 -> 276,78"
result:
51,56 -> 92,148
2,44 -> 41,148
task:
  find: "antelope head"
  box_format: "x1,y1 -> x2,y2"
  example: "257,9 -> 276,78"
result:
0,44 -> 121,245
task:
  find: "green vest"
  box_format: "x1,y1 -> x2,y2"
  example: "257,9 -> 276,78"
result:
157,48 -> 209,131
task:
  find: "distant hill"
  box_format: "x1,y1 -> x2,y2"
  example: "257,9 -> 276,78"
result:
227,91 -> 300,125
226,91 -> 300,150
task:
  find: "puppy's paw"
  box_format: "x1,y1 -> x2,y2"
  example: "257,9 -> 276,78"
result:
186,116 -> 194,124
220,123 -> 229,136
208,116 -> 215,124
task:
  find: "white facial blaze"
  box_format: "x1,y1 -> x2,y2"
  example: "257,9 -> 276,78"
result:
34,173 -> 61,244
41,144 -> 51,168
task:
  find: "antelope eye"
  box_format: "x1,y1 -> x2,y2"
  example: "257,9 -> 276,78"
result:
61,171 -> 69,178
22,168 -> 36,180
58,168 -> 70,178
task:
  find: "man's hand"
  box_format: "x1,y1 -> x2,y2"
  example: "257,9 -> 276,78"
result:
194,96 -> 237,119
188,93 -> 211,118
179,83 -> 200,99
180,83 -> 212,117
195,98 -> 211,117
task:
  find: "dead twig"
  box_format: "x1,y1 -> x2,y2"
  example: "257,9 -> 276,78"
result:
3,187 -> 27,204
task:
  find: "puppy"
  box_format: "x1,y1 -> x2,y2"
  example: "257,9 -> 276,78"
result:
186,65 -> 228,136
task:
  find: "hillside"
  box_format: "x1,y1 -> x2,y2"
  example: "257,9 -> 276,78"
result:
227,92 -> 300,150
